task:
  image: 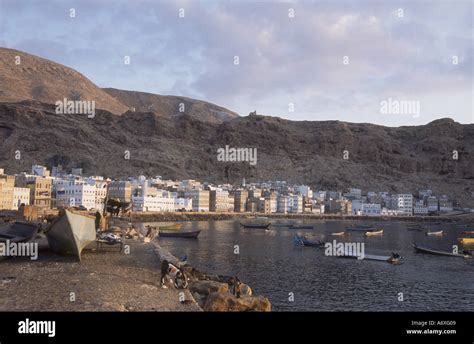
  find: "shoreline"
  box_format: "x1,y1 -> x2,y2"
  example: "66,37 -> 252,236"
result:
118,211 -> 473,223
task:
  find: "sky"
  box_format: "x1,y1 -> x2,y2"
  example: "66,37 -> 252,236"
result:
0,0 -> 472,126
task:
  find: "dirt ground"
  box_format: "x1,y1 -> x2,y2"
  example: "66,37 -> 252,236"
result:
0,239 -> 201,311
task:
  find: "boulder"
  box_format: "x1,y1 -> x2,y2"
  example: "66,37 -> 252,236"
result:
190,280 -> 229,296
239,283 -> 252,297
203,292 -> 271,312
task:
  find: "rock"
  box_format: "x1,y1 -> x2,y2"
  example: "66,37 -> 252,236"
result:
190,280 -> 229,296
239,283 -> 252,297
203,293 -> 271,312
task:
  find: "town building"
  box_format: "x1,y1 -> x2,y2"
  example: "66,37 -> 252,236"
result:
15,173 -> 52,210
234,189 -> 248,212
210,189 -> 230,212
361,203 -> 381,216
391,194 -> 413,216
184,189 -> 210,212
0,171 -> 15,210
12,187 -> 30,210
108,181 -> 132,203
55,179 -> 96,210
426,196 -> 439,213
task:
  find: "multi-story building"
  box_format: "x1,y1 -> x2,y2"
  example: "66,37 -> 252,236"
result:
234,189 -> 248,212
174,196 -> 193,212
15,173 -> 52,210
55,180 -> 96,210
361,203 -> 381,216
296,185 -> 313,199
94,181 -> 108,211
12,187 -> 30,210
108,181 -> 132,203
439,195 -> 453,212
210,189 -> 230,212
277,195 -> 289,213
257,197 -> 271,214
288,194 -> 303,213
344,188 -> 362,200
0,171 -> 15,210
184,189 -> 210,212
391,194 -> 413,216
413,200 -> 429,215
132,188 -> 176,212
31,165 -> 50,177
426,196 -> 439,213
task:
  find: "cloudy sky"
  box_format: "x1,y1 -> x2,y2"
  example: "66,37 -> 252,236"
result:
0,0 -> 472,126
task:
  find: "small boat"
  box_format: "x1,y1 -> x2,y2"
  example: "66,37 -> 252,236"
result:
426,230 -> 443,236
271,223 -> 295,227
289,225 -> 314,230
365,229 -> 383,236
463,231 -> 474,234
240,223 -> 270,229
293,234 -> 324,248
45,209 -> 96,261
159,224 -> 183,231
0,221 -> 39,243
412,243 -> 471,258
458,238 -> 474,245
338,252 -> 403,265
346,227 -> 377,232
331,232 -> 346,236
159,230 -> 201,239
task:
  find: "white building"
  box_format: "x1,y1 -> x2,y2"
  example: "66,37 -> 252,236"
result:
288,194 -> 303,213
94,181 -> 108,211
174,197 -> 193,212
277,195 -> 289,213
352,199 -> 363,215
12,187 -> 30,210
344,188 -> 362,200
426,196 -> 439,213
391,194 -> 413,216
413,200 -> 429,215
132,189 -> 176,212
31,165 -> 50,177
362,203 -> 381,216
296,185 -> 313,199
55,179 -> 96,210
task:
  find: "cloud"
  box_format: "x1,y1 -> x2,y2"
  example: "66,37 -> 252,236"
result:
0,0 -> 472,125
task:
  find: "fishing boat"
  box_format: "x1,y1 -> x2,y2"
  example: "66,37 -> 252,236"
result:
45,209 -> 96,261
293,234 -> 325,248
159,230 -> 201,239
458,238 -> 474,245
365,229 -> 383,236
289,224 -> 314,230
331,231 -> 346,236
0,221 -> 39,243
240,223 -> 271,229
159,224 -> 183,231
412,243 -> 472,258
426,230 -> 443,236
346,227 -> 377,232
338,252 -> 403,265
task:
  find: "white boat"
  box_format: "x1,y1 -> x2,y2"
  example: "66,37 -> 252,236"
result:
426,230 -> 443,236
331,232 -> 345,236
365,229 -> 383,236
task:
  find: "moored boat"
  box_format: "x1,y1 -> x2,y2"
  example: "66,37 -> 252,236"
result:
159,224 -> 183,231
159,230 -> 201,239
412,243 -> 471,258
331,231 -> 346,236
240,223 -> 271,229
0,221 -> 39,243
293,234 -> 324,248
458,237 -> 474,245
45,209 -> 96,261
426,230 -> 443,236
338,252 -> 403,264
289,225 -> 314,230
365,229 -> 383,236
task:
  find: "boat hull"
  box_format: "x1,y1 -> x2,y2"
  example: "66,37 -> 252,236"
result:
413,243 -> 470,258
46,209 -> 96,261
458,238 -> 474,245
159,230 -> 201,239
240,223 -> 270,229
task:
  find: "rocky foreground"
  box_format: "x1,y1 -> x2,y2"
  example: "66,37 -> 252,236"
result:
0,235 -> 271,312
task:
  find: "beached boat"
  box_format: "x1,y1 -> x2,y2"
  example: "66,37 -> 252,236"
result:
365,229 -> 383,236
289,225 -> 314,230
458,238 -> 474,245
159,230 -> 201,239
412,243 -> 471,258
0,221 -> 39,243
331,231 -> 346,236
426,230 -> 443,236
45,209 -> 96,261
293,234 -> 324,248
159,224 -> 183,231
339,252 -> 403,265
240,223 -> 270,229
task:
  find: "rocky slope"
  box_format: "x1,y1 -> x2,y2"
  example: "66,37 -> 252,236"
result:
0,101 -> 473,206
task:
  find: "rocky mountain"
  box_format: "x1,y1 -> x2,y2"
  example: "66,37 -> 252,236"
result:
0,101 -> 473,206
0,48 -> 238,123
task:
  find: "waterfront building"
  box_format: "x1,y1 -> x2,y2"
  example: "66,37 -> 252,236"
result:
210,189 -> 230,212
391,194 -> 413,216
174,197 -> 193,211
297,185 -> 313,199
184,189 -> 210,212
277,195 -> 289,213
361,203 -> 381,216
12,187 -> 30,210
439,195 -> 453,212
351,199 -> 363,215
94,181 -> 108,211
55,179 -> 96,210
426,196 -> 439,213
0,171 -> 15,210
108,181 -> 132,203
288,194 -> 303,213
344,188 -> 362,200
234,189 -> 248,212
15,173 -> 52,210
413,200 -> 429,215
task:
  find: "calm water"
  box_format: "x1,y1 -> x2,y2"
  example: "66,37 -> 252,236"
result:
147,220 -> 474,311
